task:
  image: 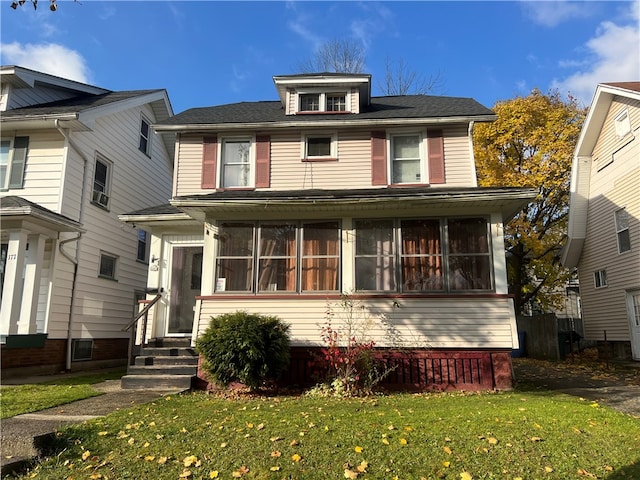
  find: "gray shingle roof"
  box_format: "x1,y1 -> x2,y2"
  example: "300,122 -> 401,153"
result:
159,94 -> 494,126
0,90 -> 164,118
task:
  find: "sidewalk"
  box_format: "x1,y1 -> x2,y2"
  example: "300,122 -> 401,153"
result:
1,375 -> 182,476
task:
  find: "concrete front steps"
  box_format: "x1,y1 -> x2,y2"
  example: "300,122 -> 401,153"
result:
120,337 -> 198,390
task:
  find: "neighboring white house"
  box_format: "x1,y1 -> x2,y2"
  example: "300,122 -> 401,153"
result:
562,82 -> 640,361
0,66 -> 174,376
121,73 -> 535,391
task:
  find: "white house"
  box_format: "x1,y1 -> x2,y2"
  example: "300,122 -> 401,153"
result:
121,73 -> 535,390
0,66 -> 174,376
562,82 -> 640,361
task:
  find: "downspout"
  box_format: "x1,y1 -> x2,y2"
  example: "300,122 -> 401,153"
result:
55,119 -> 89,371
468,121 -> 477,186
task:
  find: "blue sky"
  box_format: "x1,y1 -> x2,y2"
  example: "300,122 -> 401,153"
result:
1,1 -> 638,114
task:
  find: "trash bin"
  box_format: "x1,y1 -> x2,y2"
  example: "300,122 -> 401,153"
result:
511,331 -> 526,358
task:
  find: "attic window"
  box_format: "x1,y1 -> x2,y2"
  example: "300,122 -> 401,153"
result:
300,94 -> 320,112
614,109 -> 631,138
297,92 -> 348,113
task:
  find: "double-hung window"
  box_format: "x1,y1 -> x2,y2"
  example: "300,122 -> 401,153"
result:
221,139 -> 252,188
215,221 -> 340,293
446,218 -> 492,290
139,116 -> 151,156
299,94 -> 320,112
326,93 -> 346,112
391,134 -> 422,184
0,137 -> 28,190
615,208 -> 631,253
92,155 -> 112,209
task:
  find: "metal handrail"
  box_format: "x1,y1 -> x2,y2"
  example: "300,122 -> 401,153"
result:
122,292 -> 163,332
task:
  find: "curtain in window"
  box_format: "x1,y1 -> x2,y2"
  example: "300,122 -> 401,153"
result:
355,220 -> 396,291
447,218 -> 491,290
258,224 -> 297,292
401,219 -> 443,291
301,222 -> 339,291
215,223 -> 254,291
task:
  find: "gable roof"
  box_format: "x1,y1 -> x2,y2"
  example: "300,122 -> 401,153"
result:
155,94 -> 495,131
561,81 -> 640,268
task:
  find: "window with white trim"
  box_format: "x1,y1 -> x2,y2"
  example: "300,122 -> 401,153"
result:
354,217 -> 492,292
215,221 -> 340,293
220,138 -> 252,188
298,92 -> 348,113
614,109 -> 631,138
139,116 -> 151,156
594,269 -> 607,288
99,252 -> 118,280
391,133 -> 422,184
302,132 -> 337,160
0,136 -> 28,190
615,207 -> 631,253
92,155 -> 112,209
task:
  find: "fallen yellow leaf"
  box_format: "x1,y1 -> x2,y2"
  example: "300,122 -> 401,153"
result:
487,437 -> 498,445
444,446 -> 453,455
399,438 -> 408,445
443,461 -> 451,468
460,472 -> 473,480
270,466 -> 281,471
544,466 -> 554,473
382,438 -> 390,445
82,451 -> 91,461
354,446 -> 364,453
179,469 -> 192,478
344,469 -> 358,479
157,456 -> 168,465
209,471 -> 219,479
291,453 -> 302,462
356,460 -> 368,473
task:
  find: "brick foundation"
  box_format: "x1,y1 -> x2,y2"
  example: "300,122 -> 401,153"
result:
196,347 -> 515,392
1,337 -> 129,379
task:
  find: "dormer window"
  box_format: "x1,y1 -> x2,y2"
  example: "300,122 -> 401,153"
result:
297,92 -> 348,113
300,94 -> 320,112
326,93 -> 346,112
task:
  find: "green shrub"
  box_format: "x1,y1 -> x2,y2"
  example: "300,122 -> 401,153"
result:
195,311 -> 290,390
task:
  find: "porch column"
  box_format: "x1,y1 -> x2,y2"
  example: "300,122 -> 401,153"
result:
17,234 -> 46,334
0,229 -> 28,336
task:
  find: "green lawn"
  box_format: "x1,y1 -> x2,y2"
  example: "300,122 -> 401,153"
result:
0,370 -> 125,419
14,390 -> 640,480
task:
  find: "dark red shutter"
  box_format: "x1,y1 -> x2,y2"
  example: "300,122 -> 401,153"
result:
427,129 -> 445,184
201,136 -> 218,189
255,135 -> 271,188
371,131 -> 387,186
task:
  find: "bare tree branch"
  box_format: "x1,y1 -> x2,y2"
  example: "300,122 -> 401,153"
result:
379,56 -> 445,96
298,39 -> 366,74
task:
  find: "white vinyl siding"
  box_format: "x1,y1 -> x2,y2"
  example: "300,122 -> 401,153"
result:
196,296 -> 518,349
0,131 -> 65,211
577,95 -> 640,342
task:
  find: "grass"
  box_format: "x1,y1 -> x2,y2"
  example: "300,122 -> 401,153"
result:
0,370 -> 125,419
12,389 -> 640,480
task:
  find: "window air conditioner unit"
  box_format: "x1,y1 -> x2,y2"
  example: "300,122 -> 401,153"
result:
92,190 -> 109,208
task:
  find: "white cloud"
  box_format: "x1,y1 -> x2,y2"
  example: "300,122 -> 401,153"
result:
552,8 -> 640,105
521,1 -> 594,27
1,42 -> 92,84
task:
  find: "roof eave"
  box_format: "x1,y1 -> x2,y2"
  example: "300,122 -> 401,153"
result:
154,114 -> 497,132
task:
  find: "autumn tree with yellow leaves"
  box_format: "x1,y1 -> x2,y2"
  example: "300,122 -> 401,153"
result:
474,89 -> 586,314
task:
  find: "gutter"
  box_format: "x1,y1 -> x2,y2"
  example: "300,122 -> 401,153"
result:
153,115 -> 498,133
55,119 -> 89,371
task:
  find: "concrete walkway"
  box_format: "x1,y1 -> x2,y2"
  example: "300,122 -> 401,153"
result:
1,375 -> 181,476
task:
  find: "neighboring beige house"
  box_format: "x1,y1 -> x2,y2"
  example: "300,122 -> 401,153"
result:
121,72 -> 535,391
562,82 -> 640,360
0,66 -> 174,376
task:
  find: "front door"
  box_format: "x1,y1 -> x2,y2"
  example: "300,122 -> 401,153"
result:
167,246 -> 203,335
627,290 -> 640,360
